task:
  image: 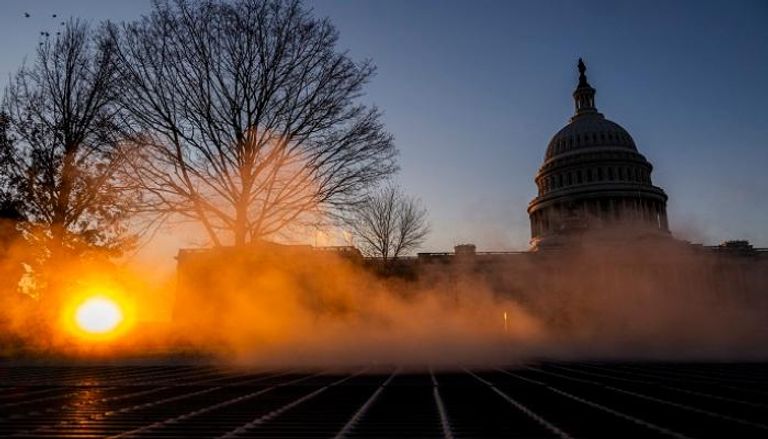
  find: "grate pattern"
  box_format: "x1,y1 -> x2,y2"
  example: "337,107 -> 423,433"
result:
0,362 -> 767,438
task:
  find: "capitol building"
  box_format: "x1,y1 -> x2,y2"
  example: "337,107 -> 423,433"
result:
528,59 -> 669,249
407,59 -> 766,306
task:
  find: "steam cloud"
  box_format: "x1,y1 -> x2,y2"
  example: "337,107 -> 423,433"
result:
167,232 -> 768,367
1,227 -> 767,367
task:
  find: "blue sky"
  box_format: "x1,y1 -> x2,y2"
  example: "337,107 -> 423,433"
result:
1,0 -> 766,251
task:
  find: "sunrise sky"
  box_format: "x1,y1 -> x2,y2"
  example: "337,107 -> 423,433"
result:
1,0 -> 766,253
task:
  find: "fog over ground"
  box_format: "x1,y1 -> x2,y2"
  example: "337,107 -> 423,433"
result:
164,231 -> 768,367
2,219 -> 766,368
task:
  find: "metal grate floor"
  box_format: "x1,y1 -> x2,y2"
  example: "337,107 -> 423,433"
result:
1,362 -> 767,438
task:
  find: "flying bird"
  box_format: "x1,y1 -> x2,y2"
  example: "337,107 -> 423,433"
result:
52,14 -> 57,18
24,12 -> 30,18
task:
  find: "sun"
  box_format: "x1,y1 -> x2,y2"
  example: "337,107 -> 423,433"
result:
74,296 -> 124,335
61,280 -> 136,344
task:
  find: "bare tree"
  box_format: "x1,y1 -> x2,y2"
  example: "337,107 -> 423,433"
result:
348,185 -> 429,262
0,21 -> 133,258
110,0 -> 397,247
0,114 -> 24,306
0,114 -> 20,222
0,131 -> 24,258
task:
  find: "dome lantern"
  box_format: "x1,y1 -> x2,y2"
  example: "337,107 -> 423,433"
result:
573,58 -> 598,117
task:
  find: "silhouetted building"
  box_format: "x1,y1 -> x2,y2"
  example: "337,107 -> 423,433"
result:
528,59 -> 669,249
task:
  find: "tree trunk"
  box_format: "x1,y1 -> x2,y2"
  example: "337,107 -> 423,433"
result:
234,199 -> 248,247
51,145 -> 78,252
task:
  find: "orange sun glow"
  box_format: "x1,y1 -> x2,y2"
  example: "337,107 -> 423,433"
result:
74,296 -> 125,335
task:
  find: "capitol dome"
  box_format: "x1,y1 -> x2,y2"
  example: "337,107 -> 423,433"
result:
545,116 -> 637,160
528,59 -> 669,249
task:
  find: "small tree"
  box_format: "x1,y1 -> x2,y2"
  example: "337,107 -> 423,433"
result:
348,185 -> 429,263
111,0 -> 397,247
1,21 -> 134,258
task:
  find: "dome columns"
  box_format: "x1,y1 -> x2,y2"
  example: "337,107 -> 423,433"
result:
529,191 -> 669,239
